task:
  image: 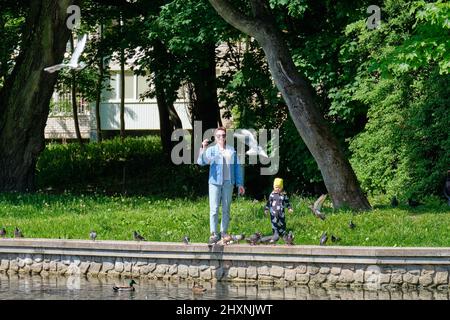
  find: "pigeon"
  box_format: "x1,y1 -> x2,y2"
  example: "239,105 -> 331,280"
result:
349,220 -> 356,229
183,235 -> 190,245
259,234 -> 274,244
320,232 -> 328,246
219,233 -> 233,245
230,234 -> 245,244
14,227 -> 23,238
133,231 -> 145,241
0,227 -> 6,238
208,232 -> 220,246
408,198 -> 423,208
283,231 -> 294,245
89,230 -> 97,241
309,194 -> 327,220
233,129 -> 269,158
269,231 -> 280,244
390,196 -> 399,207
331,234 -> 341,242
44,34 -> 87,73
246,232 -> 262,245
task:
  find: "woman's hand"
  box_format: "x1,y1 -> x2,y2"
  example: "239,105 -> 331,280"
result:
201,139 -> 209,149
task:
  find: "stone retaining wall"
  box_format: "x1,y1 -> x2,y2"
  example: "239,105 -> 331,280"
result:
0,239 -> 449,289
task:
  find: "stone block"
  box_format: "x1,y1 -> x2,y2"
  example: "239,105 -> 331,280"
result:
168,265 -> 178,276
403,273 -> 419,285
178,265 -> 189,279
188,266 -> 199,278
354,269 -> 364,283
79,262 -> 90,274
247,266 -> 257,280
0,260 -> 9,271
257,266 -> 270,276
330,267 -> 341,275
319,267 -> 330,274
338,269 -> 354,283
228,267 -> 238,278
101,262 -> 114,273
270,266 -> 284,278
88,262 -> 102,275
200,269 -> 212,280
307,265 -> 320,275
419,274 -> 433,286
31,263 -> 43,274
114,262 -> 124,273
285,269 -> 296,282
296,274 -> 310,285
296,265 -> 307,274
434,271 -> 449,285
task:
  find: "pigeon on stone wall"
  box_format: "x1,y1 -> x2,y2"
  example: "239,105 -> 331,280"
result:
90,230 -> 97,241
183,235 -> 190,245
246,232 -> 262,245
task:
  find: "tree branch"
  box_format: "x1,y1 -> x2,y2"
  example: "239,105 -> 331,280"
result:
208,0 -> 262,37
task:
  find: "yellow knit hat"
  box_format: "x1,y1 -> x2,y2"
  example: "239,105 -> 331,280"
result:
273,178 -> 283,189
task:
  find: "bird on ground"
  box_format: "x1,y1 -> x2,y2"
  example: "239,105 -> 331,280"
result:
192,281 -> 207,294
230,234 -> 245,244
320,232 -> 328,246
309,194 -> 327,220
408,198 -> 423,208
14,227 -> 23,238
113,279 -> 137,292
44,34 -> 87,73
182,235 -> 190,245
0,227 -> 6,238
259,234 -> 274,244
133,231 -> 146,241
349,220 -> 356,229
219,233 -> 233,245
331,234 -> 341,243
390,196 -> 399,207
269,232 -> 280,244
283,231 -> 294,245
246,232 -> 262,245
89,230 -> 97,241
233,129 -> 269,158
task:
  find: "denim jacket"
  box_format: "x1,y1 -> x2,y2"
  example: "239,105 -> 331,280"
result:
197,144 -> 244,187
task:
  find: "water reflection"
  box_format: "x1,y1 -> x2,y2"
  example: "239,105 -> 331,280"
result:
0,274 -> 448,300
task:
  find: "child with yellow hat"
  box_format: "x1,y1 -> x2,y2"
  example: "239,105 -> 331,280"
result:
264,178 -> 293,240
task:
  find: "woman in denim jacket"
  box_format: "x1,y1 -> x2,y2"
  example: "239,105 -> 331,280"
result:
197,127 -> 245,243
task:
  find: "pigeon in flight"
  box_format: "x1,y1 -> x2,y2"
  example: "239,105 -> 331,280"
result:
133,231 -> 146,241
89,230 -> 97,241
233,129 -> 269,158
44,34 -> 87,73
309,194 -> 327,220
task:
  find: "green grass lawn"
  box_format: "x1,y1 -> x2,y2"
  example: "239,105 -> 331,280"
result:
0,192 -> 449,247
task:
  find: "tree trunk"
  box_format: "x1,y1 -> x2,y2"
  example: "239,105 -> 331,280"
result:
0,0 -> 75,192
70,33 -> 83,145
119,15 -> 125,140
94,23 -> 104,142
208,0 -> 371,210
191,43 -> 222,131
152,41 -> 182,156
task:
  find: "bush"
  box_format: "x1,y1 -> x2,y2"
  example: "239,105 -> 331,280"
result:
36,136 -> 209,197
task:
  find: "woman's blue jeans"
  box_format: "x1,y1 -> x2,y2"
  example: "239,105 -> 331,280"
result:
209,181 -> 233,235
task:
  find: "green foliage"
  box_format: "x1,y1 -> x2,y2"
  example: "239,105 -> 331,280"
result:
347,0 -> 450,200
36,136 -> 208,198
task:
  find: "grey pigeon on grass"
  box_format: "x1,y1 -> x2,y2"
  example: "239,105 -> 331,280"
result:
319,232 -> 328,246
90,230 -> 97,241
133,231 -> 145,241
14,227 -> 23,238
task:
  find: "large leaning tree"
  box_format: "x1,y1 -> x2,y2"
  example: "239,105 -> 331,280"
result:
0,0 -> 76,191
208,0 -> 371,210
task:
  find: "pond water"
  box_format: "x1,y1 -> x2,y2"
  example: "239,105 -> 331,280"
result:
0,274 -> 448,300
